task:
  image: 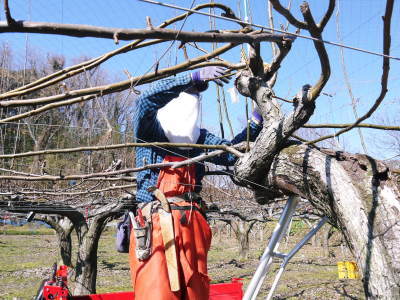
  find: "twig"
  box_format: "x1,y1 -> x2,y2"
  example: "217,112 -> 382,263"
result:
273,95 -> 294,103
335,2 -> 368,154
0,94 -> 97,123
0,39 -> 163,100
0,145 -> 244,181
267,0 -> 279,86
303,123 -> 400,131
172,149 -> 243,169
4,184 -> 136,196
0,3 -> 241,100
1,43 -> 238,109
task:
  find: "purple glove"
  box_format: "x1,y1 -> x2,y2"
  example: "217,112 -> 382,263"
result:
192,66 -> 230,86
251,104 -> 263,125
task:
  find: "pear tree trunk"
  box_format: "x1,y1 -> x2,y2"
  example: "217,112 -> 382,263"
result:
252,144 -> 400,298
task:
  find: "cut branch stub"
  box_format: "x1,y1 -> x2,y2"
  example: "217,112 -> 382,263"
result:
235,72 -> 280,122
300,2 -> 319,32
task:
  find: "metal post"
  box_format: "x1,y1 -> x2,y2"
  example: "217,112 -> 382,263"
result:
243,195 -> 300,300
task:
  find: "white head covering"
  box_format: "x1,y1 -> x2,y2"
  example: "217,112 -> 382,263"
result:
157,92 -> 201,146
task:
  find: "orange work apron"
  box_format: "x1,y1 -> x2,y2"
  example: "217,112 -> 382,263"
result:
129,156 -> 211,300
156,155 -> 196,197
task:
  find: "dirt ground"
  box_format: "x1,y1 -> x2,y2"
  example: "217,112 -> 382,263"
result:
0,221 -> 364,299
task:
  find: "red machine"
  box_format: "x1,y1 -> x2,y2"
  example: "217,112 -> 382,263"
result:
37,265 -> 243,300
35,264 -> 70,300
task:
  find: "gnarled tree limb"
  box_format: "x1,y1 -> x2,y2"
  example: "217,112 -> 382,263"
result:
318,0 -> 336,30
307,0 -> 392,144
299,2 -> 331,102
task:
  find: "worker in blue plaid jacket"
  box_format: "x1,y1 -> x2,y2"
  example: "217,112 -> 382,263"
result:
129,67 -> 263,300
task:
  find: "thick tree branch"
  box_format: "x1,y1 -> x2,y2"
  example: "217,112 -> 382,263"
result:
0,197 -> 86,224
268,144 -> 400,298
2,184 -> 137,196
248,42 -> 264,78
0,22 -> 290,44
300,2 -> 331,102
234,79 -> 315,187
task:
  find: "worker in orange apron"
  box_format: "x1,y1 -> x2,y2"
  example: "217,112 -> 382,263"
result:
130,67 -> 263,299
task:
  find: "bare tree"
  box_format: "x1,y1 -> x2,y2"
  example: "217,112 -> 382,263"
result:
0,193 -> 133,295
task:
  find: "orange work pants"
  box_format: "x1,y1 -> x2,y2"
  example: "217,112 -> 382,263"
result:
129,202 -> 212,300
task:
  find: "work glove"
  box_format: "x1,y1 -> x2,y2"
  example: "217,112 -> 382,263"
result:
191,66 -> 231,87
251,102 -> 263,125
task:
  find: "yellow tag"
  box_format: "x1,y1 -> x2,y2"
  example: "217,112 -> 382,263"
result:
337,261 -> 359,279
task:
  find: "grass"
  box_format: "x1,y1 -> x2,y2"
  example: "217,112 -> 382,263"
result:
288,220 -> 307,236
0,224 -> 54,235
0,222 -> 365,299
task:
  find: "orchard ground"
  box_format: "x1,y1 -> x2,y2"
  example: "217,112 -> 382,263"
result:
0,220 -> 364,299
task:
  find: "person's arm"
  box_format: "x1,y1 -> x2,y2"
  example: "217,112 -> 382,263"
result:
133,73 -> 193,141
133,67 -> 231,142
199,120 -> 262,166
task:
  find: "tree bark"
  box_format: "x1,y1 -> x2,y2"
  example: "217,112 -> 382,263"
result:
57,218 -> 74,267
72,204 -> 122,295
257,144 -> 400,298
73,218 -> 103,295
230,219 -> 257,260
39,216 -> 74,267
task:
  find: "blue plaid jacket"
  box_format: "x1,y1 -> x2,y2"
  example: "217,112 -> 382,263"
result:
133,73 -> 262,203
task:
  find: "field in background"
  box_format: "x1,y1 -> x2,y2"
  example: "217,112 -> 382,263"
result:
0,221 -> 364,299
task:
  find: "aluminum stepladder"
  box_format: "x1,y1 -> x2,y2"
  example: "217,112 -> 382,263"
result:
243,195 -> 328,300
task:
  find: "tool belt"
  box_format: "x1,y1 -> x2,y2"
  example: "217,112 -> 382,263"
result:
132,192 -> 205,262
169,192 -> 207,218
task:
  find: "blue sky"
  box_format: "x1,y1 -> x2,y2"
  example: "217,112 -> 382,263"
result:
1,0 -> 399,160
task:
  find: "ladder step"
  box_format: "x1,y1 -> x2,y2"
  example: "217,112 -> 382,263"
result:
272,252 -> 287,259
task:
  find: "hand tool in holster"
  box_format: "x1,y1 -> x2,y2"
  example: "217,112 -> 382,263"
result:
148,186 -> 180,292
